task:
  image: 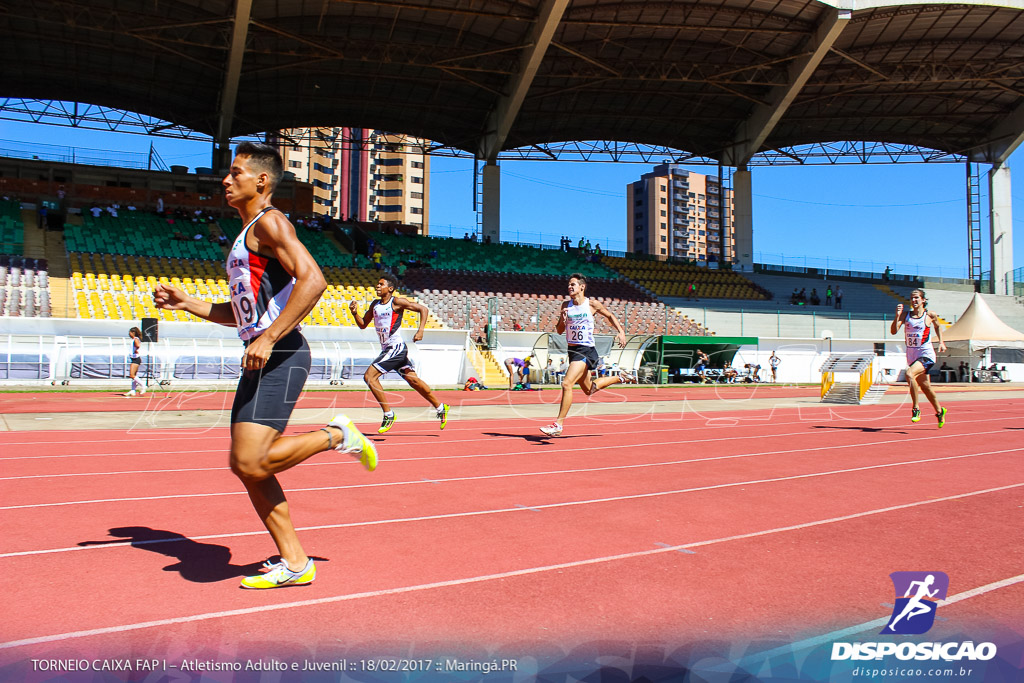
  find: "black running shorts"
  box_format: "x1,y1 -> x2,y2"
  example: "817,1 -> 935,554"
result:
567,344 -> 601,370
371,343 -> 416,374
231,328 -> 310,432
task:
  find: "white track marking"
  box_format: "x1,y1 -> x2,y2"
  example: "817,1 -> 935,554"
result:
2,450 -> 1021,558
0,424 -> 1009,483
0,429 -> 1019,511
1,483 -> 1021,650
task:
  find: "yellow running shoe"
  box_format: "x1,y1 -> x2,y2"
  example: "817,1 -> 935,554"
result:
437,403 -> 449,430
911,408 -> 921,423
329,414 -> 378,471
240,558 -> 315,589
936,407 -> 947,428
378,412 -> 396,434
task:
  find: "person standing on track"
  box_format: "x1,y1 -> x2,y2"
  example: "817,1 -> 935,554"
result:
890,288 -> 947,427
125,326 -> 145,397
349,275 -> 450,434
540,273 -> 636,437
154,141 -> 378,590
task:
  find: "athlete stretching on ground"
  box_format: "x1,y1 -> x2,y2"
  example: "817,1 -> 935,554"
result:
540,273 -> 636,437
154,142 -> 377,589
349,275 -> 449,434
890,288 -> 947,427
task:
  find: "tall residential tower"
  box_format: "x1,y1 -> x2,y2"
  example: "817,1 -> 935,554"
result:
275,128 -> 430,232
627,165 -> 733,263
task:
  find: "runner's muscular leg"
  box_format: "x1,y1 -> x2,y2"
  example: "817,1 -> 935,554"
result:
230,421 -> 309,571
364,365 -> 391,412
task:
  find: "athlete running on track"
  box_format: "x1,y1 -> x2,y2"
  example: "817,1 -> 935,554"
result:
540,273 -> 636,437
890,288 -> 947,427
154,141 -> 377,589
349,274 -> 449,434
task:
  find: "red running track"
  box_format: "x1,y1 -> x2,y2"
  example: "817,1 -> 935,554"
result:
1,400 -> 1022,673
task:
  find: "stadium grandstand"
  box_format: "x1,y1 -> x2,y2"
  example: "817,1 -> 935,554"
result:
3,156 -> 1023,386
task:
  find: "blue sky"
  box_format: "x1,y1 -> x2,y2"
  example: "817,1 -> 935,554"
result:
3,118 -> 1022,280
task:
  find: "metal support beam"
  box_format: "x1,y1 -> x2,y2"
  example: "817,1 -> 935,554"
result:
722,8 -> 850,167
967,98 -> 1024,165
214,0 -> 254,170
477,0 -> 570,162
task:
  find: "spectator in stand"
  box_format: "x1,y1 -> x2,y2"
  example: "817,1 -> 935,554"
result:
90,204 -> 103,218
835,286 -> 844,310
810,288 -> 820,305
544,357 -> 554,384
825,285 -> 833,306
156,196 -> 164,214
883,266 -> 892,282
556,357 -> 568,384
107,203 -> 119,218
512,319 -> 523,331
958,361 -> 967,382
790,288 -> 800,305
722,363 -> 739,383
372,249 -> 382,270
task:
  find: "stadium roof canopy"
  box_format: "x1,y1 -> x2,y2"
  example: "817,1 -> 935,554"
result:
3,0 -> 1024,165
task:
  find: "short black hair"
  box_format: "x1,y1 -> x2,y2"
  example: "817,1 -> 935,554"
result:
235,141 -> 284,192
379,274 -> 399,291
569,273 -> 587,290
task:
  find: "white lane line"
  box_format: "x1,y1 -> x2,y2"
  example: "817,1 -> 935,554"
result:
1,482 -> 1021,651
732,572 -> 1024,670
3,450 -> 1021,559
1,431 -> 1019,512
0,411 -> 899,460
0,400 -> 1002,447
0,424 -> 1009,483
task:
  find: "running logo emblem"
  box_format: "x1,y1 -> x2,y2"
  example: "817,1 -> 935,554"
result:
880,571 -> 949,635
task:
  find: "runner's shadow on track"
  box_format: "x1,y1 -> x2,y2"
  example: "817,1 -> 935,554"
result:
483,431 -> 590,443
810,426 -> 908,434
77,526 -> 329,583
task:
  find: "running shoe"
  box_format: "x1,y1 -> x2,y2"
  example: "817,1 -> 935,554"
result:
240,558 -> 316,589
539,422 -> 563,437
437,403 -> 449,430
138,386 -> 146,395
911,407 -> 921,423
618,369 -> 638,384
329,414 -> 378,471
124,390 -> 136,397
936,407 -> 947,428
378,412 -> 396,434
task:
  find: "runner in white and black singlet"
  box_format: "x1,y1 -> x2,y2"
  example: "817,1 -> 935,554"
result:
540,273 -> 637,437
154,142 -> 377,590
349,274 -> 449,434
890,288 -> 947,427
124,326 -> 145,397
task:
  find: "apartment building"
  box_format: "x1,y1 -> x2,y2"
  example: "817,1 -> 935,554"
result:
626,165 -> 733,263
275,128 -> 429,233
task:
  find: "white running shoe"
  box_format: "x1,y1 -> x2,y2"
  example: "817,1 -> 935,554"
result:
618,370 -> 637,384
124,390 -> 136,397
539,422 -> 563,437
328,414 -> 378,471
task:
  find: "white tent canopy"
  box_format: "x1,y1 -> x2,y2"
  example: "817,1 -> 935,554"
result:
942,293 -> 1024,352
